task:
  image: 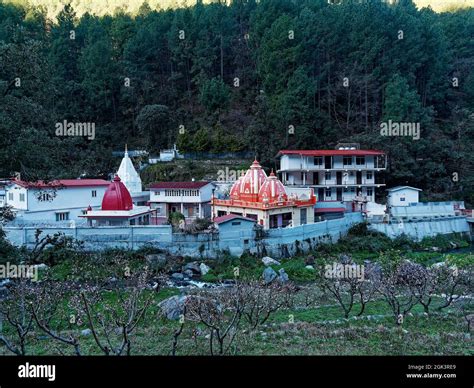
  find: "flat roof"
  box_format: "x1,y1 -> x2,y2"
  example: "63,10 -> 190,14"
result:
277,150 -> 385,157
149,181 -> 212,190
214,214 -> 257,225
386,186 -> 422,192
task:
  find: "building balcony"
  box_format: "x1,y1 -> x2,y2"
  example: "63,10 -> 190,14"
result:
278,165 -> 386,172
285,182 -> 386,188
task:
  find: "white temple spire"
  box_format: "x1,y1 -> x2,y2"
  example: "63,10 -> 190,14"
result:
116,145 -> 142,194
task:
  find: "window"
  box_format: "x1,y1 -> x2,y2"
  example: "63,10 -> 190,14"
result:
314,157 -> 323,165
55,212 -> 69,221
343,156 -> 353,166
400,197 -> 406,202
367,188 -> 373,197
366,171 -> 373,180
39,193 -> 52,202
325,188 -> 332,198
19,193 -> 25,202
325,172 -> 331,181
356,156 -> 365,165
8,193 -> 13,201
231,221 -> 241,226
92,190 -> 97,198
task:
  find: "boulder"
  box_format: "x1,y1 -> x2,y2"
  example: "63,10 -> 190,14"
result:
261,256 -> 281,267
171,273 -> 184,281
183,262 -> 201,274
146,254 -> 168,271
183,269 -> 194,278
81,329 -> 92,337
305,265 -> 315,271
200,263 -> 211,276
449,241 -> 457,249
278,268 -> 289,283
263,267 -> 278,284
158,295 -> 188,320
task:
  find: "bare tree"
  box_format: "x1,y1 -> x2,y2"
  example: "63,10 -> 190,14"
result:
29,281 -> 82,356
376,257 -> 425,325
70,268 -> 154,356
454,298 -> 473,333
317,255 -> 376,319
0,279 -> 35,355
434,264 -> 473,311
240,281 -> 294,329
185,286 -> 244,356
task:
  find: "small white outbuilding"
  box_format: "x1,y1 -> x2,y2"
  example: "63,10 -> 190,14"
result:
386,186 -> 422,207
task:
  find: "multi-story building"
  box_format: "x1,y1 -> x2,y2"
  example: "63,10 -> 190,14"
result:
277,144 -> 386,205
148,181 -> 214,224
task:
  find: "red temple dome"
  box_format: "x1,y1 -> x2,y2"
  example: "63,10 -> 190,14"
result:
230,160 -> 267,202
229,175 -> 244,199
102,175 -> 133,211
258,171 -> 288,203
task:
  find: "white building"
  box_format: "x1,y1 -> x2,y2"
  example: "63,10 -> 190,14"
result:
4,178 -> 109,226
387,186 -> 422,207
277,145 -> 387,205
116,146 -> 149,206
148,181 -> 214,224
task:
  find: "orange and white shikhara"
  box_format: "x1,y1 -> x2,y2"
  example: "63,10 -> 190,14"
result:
212,160 -> 316,229
80,175 -> 155,226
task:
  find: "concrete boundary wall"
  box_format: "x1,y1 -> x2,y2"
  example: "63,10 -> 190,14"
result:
3,213 -> 363,258
4,213 -> 470,258
369,217 -> 470,240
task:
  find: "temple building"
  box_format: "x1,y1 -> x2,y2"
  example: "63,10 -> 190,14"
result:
80,176 -> 154,226
212,160 -> 316,229
116,145 -> 149,206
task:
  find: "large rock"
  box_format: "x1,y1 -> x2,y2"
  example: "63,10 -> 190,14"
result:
305,265 -> 315,271
262,256 -> 281,267
200,263 -> 211,276
183,269 -> 194,278
278,268 -> 289,283
263,267 -> 278,284
170,272 -> 184,281
183,262 -> 201,274
158,295 -> 188,320
146,254 -> 168,271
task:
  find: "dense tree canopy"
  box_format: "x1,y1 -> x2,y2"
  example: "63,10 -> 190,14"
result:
0,0 -> 473,203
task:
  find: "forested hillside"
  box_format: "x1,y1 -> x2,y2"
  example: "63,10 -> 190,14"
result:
0,0 -> 473,204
